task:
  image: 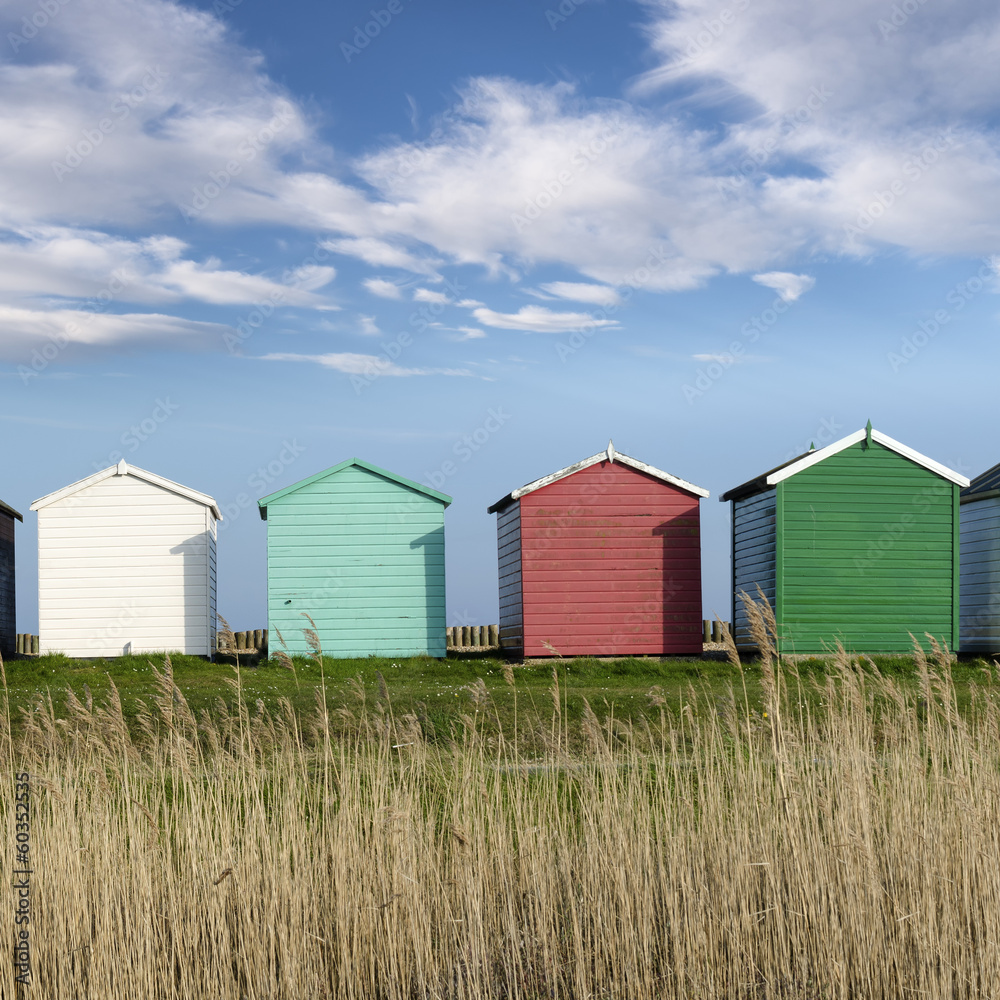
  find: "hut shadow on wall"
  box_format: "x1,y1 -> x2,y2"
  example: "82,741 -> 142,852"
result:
652,510 -> 701,656
170,529 -> 214,657
410,526 -> 445,656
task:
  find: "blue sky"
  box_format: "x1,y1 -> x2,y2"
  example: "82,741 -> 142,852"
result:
2,0 -> 998,633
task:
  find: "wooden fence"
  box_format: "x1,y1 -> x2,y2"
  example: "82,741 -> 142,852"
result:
703,620 -> 732,643
219,630 -> 268,654
15,634 -> 38,656
447,625 -> 499,649
11,622 -> 731,658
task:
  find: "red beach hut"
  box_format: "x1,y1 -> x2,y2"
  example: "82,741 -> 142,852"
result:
487,442 -> 709,658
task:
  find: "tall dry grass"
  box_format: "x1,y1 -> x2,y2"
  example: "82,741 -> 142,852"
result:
2,607 -> 1000,998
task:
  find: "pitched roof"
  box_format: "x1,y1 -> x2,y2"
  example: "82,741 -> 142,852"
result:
258,457 -> 452,519
0,498 -> 22,522
487,441 -> 710,514
721,426 -> 970,502
962,460 -> 1000,503
30,459 -> 222,519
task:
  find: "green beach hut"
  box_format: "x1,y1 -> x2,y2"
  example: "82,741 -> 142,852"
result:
720,424 -> 969,653
258,458 -> 451,658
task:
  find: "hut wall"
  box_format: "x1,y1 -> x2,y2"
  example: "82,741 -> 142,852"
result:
732,490 -> 777,648
265,463 -> 446,658
496,502 -> 523,655
777,440 -> 958,652
960,495 -> 1000,652
519,460 -> 702,657
37,475 -> 217,657
0,513 -> 14,658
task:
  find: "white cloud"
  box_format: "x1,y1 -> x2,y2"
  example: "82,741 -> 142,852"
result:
0,0 -> 998,340
0,227 -> 335,309
321,238 -> 441,275
358,315 -> 381,336
364,278 -> 403,299
457,298 -> 485,308
456,326 -> 487,340
471,305 -> 620,333
751,272 -> 815,302
413,288 -> 450,304
259,352 -> 474,377
0,304 -> 229,361
539,281 -> 622,306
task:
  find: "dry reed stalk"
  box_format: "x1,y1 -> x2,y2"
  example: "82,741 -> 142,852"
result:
4,634 -> 1000,998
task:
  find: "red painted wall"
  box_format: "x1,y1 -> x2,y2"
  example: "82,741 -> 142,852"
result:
519,460 -> 702,657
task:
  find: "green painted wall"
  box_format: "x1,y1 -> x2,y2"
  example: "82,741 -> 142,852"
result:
777,440 -> 959,652
264,463 -> 447,657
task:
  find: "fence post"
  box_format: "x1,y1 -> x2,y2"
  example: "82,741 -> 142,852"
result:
30,635 -> 38,656
488,624 -> 499,647
711,620 -> 721,643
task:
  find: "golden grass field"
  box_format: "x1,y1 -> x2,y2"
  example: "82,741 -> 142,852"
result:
2,601 -> 999,999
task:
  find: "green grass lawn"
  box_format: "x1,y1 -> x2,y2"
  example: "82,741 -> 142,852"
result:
2,648 -> 997,744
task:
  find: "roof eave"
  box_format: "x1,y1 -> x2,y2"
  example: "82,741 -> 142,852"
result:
30,463 -> 222,519
0,500 -> 23,522
489,449 -> 709,513
258,457 -> 452,510
722,426 -> 971,500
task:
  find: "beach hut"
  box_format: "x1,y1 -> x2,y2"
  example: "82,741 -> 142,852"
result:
258,458 -> 451,658
720,423 -> 968,653
959,461 -> 1000,653
487,442 -> 709,658
0,498 -> 22,658
31,460 -> 220,657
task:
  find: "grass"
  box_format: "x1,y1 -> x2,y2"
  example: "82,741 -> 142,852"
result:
3,602 -> 1000,997
2,644 -> 995,746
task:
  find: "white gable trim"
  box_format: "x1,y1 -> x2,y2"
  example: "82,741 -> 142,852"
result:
31,462 -> 223,519
765,428 -> 969,488
509,446 -> 709,501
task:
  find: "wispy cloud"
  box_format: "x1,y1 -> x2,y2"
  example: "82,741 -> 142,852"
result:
751,272 -> 815,303
413,288 -> 450,304
0,305 -> 229,361
364,277 -> 404,299
259,351 -> 474,377
471,305 -> 620,333
538,281 -> 622,307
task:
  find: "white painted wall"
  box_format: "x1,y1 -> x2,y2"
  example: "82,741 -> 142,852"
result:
36,471 -> 218,657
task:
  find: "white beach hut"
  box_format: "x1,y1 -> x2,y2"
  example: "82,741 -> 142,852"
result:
31,460 -> 221,657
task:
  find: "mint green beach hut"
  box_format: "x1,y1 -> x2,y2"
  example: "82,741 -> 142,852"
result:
258,458 -> 451,658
